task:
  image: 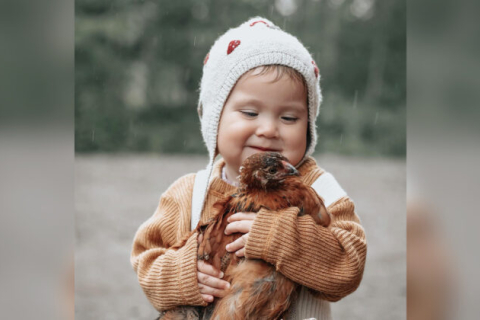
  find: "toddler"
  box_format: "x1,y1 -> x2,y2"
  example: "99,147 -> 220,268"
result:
131,17 -> 366,320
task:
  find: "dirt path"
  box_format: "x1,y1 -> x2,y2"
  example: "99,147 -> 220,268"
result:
75,154 -> 405,319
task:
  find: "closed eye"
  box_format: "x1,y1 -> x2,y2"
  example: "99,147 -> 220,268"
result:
281,116 -> 298,122
240,111 -> 258,117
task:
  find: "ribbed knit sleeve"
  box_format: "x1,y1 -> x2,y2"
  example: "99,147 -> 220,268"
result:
130,190 -> 208,311
245,197 -> 366,302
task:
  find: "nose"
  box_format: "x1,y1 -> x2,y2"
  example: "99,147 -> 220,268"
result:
255,118 -> 279,139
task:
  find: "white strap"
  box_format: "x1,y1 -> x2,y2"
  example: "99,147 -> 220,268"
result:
191,168 -> 209,231
310,172 -> 347,208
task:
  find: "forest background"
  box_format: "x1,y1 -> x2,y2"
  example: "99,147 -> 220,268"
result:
75,0 -> 405,157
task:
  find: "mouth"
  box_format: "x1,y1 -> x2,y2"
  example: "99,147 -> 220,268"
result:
249,146 -> 280,152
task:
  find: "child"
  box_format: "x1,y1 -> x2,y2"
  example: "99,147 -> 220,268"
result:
131,17 -> 366,319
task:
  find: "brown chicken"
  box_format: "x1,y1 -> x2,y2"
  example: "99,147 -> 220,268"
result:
159,152 -> 330,320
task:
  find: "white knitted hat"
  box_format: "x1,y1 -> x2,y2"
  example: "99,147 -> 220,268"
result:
193,17 -> 322,220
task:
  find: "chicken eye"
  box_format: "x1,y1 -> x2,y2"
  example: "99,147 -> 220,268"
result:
268,168 -> 277,174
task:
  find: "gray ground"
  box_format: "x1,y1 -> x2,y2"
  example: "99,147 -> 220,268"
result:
75,154 -> 406,320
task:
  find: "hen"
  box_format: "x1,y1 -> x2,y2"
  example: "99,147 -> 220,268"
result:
160,152 -> 330,320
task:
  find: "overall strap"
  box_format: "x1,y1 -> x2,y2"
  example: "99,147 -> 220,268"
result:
310,172 -> 347,208
191,168 -> 209,231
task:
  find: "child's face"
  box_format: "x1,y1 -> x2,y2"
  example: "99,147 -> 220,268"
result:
217,67 -> 308,177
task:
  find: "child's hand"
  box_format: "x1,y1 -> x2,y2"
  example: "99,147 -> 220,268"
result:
224,212 -> 256,257
197,233 -> 230,303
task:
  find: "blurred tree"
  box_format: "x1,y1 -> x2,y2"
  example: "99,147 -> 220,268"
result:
76,0 -> 405,157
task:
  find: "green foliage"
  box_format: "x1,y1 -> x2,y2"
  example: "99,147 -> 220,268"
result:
317,94 -> 405,156
76,0 -> 405,157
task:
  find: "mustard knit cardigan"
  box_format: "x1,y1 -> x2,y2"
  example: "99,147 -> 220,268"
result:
130,157 -> 367,312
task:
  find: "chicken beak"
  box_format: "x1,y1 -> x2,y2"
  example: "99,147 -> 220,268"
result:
282,161 -> 300,176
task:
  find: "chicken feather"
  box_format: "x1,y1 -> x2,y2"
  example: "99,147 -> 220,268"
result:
159,152 -> 330,320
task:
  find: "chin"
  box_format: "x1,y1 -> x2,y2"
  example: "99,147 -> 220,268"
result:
245,146 -> 258,153
243,147 -> 269,160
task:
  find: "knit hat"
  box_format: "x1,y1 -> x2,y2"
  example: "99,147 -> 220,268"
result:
193,17 -> 322,222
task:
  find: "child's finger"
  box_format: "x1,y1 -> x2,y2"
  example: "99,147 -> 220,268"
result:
197,233 -> 203,243
235,248 -> 245,257
198,283 -> 229,298
201,294 -> 214,303
228,212 -> 256,222
197,271 -> 230,290
197,260 -> 224,278
226,234 -> 248,252
224,220 -> 253,235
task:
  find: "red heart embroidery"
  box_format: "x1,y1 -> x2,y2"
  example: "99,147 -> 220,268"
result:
227,40 -> 241,55
203,52 -> 209,65
312,60 -> 319,78
250,20 -> 269,27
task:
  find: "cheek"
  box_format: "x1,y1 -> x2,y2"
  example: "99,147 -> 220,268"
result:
219,120 -> 246,143
283,124 -> 308,164
217,124 -> 235,155
217,115 -> 253,153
